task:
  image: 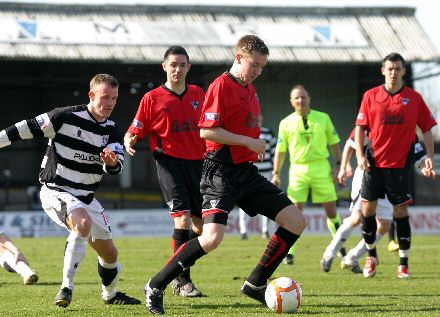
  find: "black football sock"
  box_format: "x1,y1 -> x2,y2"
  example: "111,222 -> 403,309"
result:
149,238 -> 206,290
247,227 -> 300,287
395,216 -> 411,267
173,229 -> 191,282
389,218 -> 396,241
188,228 -> 200,240
362,214 -> 377,257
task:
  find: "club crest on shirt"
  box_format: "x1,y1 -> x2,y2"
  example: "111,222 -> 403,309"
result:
191,101 -> 199,110
402,98 -> 410,106
101,135 -> 109,146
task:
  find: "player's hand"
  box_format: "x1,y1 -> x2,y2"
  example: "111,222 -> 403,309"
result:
422,157 -> 436,180
357,155 -> 370,172
272,174 -> 281,187
247,138 -> 267,162
124,134 -> 137,156
338,169 -> 347,186
100,148 -> 118,167
345,162 -> 354,178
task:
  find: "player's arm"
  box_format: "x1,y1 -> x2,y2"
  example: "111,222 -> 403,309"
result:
0,112 -> 56,149
329,143 -> 342,181
355,125 -> 369,171
200,127 -> 266,160
271,150 -> 286,187
124,132 -> 138,156
103,129 -> 124,175
125,95 -> 150,156
421,129 -> 435,179
338,140 -> 355,186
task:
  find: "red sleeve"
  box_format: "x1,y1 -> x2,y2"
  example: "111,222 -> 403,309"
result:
348,127 -> 356,140
199,80 -> 223,128
417,96 -> 437,133
127,93 -> 152,140
355,92 -> 370,127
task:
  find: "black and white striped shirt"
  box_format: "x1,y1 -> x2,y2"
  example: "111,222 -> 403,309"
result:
255,126 -> 276,173
0,105 -> 124,204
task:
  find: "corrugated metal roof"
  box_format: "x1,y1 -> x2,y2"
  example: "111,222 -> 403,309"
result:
0,3 -> 438,64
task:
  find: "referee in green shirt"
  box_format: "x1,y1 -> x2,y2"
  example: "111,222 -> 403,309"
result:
272,85 -> 345,265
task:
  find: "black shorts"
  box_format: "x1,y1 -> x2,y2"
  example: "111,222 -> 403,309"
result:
155,155 -> 203,219
361,166 -> 413,206
200,159 -> 292,224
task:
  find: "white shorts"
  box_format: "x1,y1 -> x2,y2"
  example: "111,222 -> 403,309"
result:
40,185 -> 112,240
350,193 -> 393,220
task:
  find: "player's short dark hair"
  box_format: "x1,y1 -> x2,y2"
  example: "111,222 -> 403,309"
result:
90,74 -> 119,90
382,52 -> 406,68
164,45 -> 190,63
235,34 -> 269,56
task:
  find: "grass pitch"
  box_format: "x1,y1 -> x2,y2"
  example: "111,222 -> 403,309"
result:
0,235 -> 439,316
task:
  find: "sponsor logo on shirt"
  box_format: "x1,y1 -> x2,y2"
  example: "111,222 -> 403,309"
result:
402,98 -> 410,106
73,153 -> 101,162
246,112 -> 262,127
132,119 -> 144,129
205,113 -> 220,121
171,120 -> 198,133
191,101 -> 199,110
382,114 -> 404,125
357,112 -> 365,121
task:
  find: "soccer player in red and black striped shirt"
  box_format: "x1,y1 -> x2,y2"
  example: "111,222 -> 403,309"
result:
144,35 -> 306,315
355,52 -> 436,279
125,46 -> 205,298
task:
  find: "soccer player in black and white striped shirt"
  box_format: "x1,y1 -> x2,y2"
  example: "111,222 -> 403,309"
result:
0,74 -> 140,307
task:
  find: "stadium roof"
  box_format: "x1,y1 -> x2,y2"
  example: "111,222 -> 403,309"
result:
0,2 -> 439,64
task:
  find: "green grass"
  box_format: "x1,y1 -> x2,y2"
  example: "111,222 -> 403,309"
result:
1,235 -> 439,316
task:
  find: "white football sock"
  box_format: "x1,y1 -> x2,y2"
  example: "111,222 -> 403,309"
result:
0,250 -> 34,277
324,218 -> 354,259
239,209 -> 247,234
99,257 -> 121,300
61,231 -> 87,290
261,215 -> 269,234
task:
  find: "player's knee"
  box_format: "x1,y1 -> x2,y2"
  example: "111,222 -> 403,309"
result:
199,232 -> 223,252
276,205 -> 306,234
350,214 -> 362,227
174,212 -> 191,229
377,220 -> 391,235
107,247 -> 118,263
74,217 -> 92,236
191,216 -> 203,234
